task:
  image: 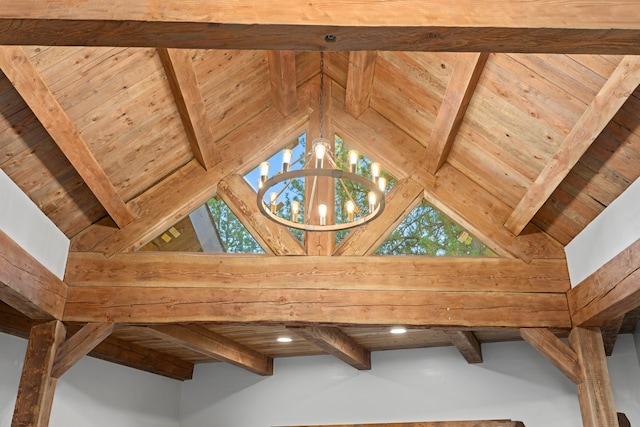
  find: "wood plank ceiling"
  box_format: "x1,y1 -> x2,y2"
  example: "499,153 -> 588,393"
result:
1,1 -> 640,380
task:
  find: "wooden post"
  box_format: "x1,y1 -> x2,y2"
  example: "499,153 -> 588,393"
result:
12,320 -> 66,427
569,327 -> 619,427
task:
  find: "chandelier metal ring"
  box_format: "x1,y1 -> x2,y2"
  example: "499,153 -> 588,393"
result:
256,168 -> 386,232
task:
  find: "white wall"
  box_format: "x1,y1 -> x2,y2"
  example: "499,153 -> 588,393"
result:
180,337 -> 640,427
0,333 -> 181,427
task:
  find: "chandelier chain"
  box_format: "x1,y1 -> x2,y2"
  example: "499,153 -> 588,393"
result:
319,51 -> 324,138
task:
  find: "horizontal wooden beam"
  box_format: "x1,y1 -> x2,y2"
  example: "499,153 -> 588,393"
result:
0,1 -> 639,53
519,327 -> 582,385
569,237 -> 640,326
146,324 -> 273,376
0,231 -> 67,320
52,322 -> 115,378
0,46 -> 134,229
288,326 -> 371,370
445,330 -> 483,364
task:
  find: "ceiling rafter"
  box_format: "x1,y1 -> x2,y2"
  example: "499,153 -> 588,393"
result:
267,50 -> 298,116
505,55 -> 640,236
445,330 -> 483,364
146,324 -> 274,376
1,1 -> 639,53
52,322 -> 115,378
157,48 -> 219,170
0,46 -> 134,228
424,52 -> 489,175
217,173 -> 305,255
345,51 -> 377,118
288,325 -> 371,370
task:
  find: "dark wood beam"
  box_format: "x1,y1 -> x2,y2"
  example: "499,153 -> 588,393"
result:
601,316 -> 624,356
445,330 -> 483,364
505,55 -> 640,235
0,46 -> 134,228
519,327 -> 582,385
12,320 -> 66,427
425,52 -> 488,174
267,50 -> 298,116
146,324 -> 273,376
52,322 -> 115,378
1,1 -> 639,53
288,326 -> 371,370
345,51 -> 377,118
0,231 -> 67,320
158,48 -> 219,170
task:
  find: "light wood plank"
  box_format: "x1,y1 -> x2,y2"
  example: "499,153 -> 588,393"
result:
217,174 -> 305,255
505,55 -> 640,235
0,231 -> 67,320
147,324 -> 273,376
11,320 -> 65,427
0,46 -> 134,228
569,237 -> 640,326
519,327 -> 582,385
425,52 -> 488,174
569,327 -> 619,427
267,50 -> 297,116
334,178 -> 424,256
445,330 -> 483,364
345,51 -> 377,118
1,1 -> 640,53
288,325 -> 371,370
157,48 -> 218,170
52,322 -> 115,378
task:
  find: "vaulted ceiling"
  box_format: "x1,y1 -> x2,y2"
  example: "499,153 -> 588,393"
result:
1,2 -> 640,381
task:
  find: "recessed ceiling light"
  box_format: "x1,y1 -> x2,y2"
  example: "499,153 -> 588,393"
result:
390,327 -> 407,334
277,337 -> 293,343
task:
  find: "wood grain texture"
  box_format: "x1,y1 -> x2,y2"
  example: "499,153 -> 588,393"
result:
445,330 -> 483,364
519,327 -> 582,385
288,325 -> 371,370
52,322 -> 115,378
11,320 -> 65,427
267,50 -> 298,116
0,46 -> 134,228
0,231 -> 67,320
345,51 -> 377,118
1,1 -> 640,53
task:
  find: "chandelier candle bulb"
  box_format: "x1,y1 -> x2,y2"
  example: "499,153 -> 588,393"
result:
291,201 -> 300,223
318,204 -> 328,226
260,162 -> 270,182
378,176 -> 387,192
371,162 -> 381,183
346,200 -> 355,222
368,191 -> 377,213
348,150 -> 359,173
270,192 -> 278,214
314,141 -> 327,168
282,149 -> 292,172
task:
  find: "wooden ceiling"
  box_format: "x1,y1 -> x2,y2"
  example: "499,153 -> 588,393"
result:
1,1 -> 640,381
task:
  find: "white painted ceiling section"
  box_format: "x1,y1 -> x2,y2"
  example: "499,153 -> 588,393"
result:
0,169 -> 69,279
565,177 -> 640,287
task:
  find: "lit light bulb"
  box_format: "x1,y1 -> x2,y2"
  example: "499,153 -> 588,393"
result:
314,143 -> 327,168
368,192 -> 377,213
270,192 -> 278,214
318,204 -> 327,226
346,200 -> 355,222
260,161 -> 270,183
371,162 -> 381,183
348,150 -> 359,173
378,176 -> 387,192
282,149 -> 292,173
291,201 -> 300,223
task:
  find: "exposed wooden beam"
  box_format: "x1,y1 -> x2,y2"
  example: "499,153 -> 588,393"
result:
286,421 -> 525,427
601,316 -> 624,356
64,253 -> 571,327
0,231 -> 67,320
12,320 -> 65,427
445,330 -> 483,364
1,1 -> 639,53
618,413 -> 631,427
52,322 -> 115,378
519,327 -> 582,385
505,55 -> 640,235
217,174 -> 305,255
146,324 -> 273,376
345,51 -> 377,118
70,92 -> 311,256
267,50 -> 298,116
425,52 -> 488,175
0,46 -> 134,228
569,327 -> 618,427
157,48 -> 219,170
288,326 -> 371,370
569,237 -> 640,327
334,178 -> 423,256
